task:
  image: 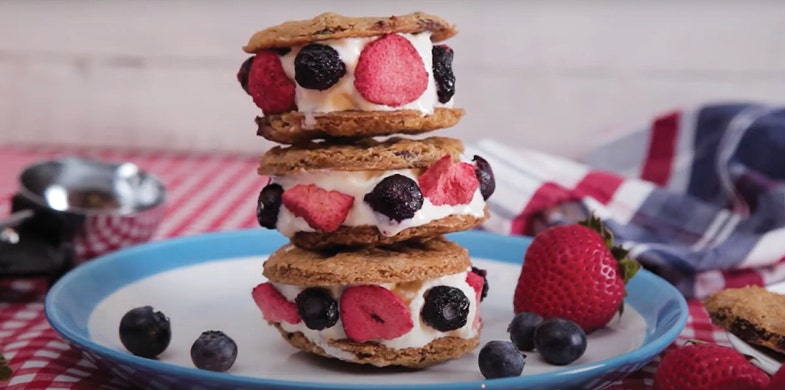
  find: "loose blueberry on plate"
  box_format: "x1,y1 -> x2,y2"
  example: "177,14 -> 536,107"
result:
118,306 -> 171,358
478,340 -> 525,379
191,330 -> 238,372
534,317 -> 587,365
296,287 -> 339,330
508,311 -> 543,352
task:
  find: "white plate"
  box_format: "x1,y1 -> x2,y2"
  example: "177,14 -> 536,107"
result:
46,229 -> 689,389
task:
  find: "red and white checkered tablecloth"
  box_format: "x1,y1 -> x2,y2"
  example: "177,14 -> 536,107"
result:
0,144 -> 729,390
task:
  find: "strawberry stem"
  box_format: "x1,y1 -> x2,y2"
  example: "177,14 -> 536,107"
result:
578,214 -> 641,317
0,351 -> 11,381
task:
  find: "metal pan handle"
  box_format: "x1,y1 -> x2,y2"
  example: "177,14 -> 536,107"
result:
0,209 -> 35,232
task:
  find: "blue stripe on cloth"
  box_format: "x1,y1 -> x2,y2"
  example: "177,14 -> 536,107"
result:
731,107 -> 785,184
736,186 -> 785,233
687,103 -> 751,203
630,246 -> 698,296
617,189 -> 721,245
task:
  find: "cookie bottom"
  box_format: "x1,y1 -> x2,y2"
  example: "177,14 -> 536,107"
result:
290,208 -> 488,250
256,108 -> 464,144
704,286 -> 785,355
272,323 -> 480,368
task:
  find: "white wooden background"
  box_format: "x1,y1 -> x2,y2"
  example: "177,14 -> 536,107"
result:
1,0 -> 784,158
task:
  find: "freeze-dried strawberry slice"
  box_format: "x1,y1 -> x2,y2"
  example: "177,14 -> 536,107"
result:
252,282 -> 301,324
340,285 -> 413,342
354,34 -> 428,107
246,50 -> 297,115
281,184 -> 354,233
466,271 -> 484,303
418,154 -> 480,206
466,268 -> 487,330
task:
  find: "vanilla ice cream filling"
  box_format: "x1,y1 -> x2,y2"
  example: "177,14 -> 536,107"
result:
274,271 -> 480,354
271,163 -> 486,237
279,32 -> 453,116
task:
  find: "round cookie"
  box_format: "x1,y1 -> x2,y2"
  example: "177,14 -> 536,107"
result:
242,12 -> 457,53
290,208 -> 489,251
256,136 -> 493,250
255,236 -> 484,368
258,136 -> 464,175
704,286 -> 785,354
239,12 -> 462,142
273,324 -> 480,368
263,235 -> 470,285
256,108 -> 464,145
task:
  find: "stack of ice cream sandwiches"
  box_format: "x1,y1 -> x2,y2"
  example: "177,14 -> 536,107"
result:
238,12 -> 497,368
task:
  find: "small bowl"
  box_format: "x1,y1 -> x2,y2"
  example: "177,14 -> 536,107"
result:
5,156 -> 166,262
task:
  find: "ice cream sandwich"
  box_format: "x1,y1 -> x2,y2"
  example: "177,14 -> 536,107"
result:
251,236 -> 487,368
255,136 -> 495,250
237,12 -> 464,144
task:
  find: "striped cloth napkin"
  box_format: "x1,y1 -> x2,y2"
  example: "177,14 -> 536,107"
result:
469,103 -> 785,299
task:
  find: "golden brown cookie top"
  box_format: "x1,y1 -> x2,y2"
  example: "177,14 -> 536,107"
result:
243,12 -> 457,53
704,286 -> 785,338
262,236 -> 470,286
258,136 -> 464,176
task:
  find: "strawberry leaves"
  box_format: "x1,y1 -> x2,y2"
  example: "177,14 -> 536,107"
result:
578,214 -> 641,317
0,351 -> 11,381
578,214 -> 640,284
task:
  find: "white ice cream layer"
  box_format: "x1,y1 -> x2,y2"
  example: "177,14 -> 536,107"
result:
275,271 -> 480,356
272,165 -> 486,238
278,32 -> 453,116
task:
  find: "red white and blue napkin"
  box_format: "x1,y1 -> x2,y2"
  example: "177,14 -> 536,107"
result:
471,103 -> 785,299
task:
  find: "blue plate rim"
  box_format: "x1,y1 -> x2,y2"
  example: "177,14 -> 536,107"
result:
45,229 -> 688,389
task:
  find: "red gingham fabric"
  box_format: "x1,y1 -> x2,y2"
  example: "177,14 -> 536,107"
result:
0,144 -> 731,389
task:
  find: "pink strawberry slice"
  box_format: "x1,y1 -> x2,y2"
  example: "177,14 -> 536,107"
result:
418,154 -> 480,206
246,50 -> 297,115
340,285 -> 413,342
251,282 -> 301,324
466,271 -> 484,303
354,34 -> 429,107
465,271 -> 484,329
281,184 -> 354,233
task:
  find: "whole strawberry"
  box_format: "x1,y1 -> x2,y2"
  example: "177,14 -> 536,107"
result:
513,216 -> 639,333
654,342 -> 770,390
766,363 -> 785,390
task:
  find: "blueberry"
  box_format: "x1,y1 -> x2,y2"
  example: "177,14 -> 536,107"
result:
534,317 -> 587,365
478,340 -> 525,379
508,312 -> 543,351
118,306 -> 171,358
432,45 -> 455,104
470,266 -> 489,301
237,56 -> 254,94
421,286 -> 469,331
295,287 -> 339,330
190,330 -> 238,372
364,174 -> 424,222
257,183 -> 283,229
294,43 -> 346,90
473,155 -> 495,200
